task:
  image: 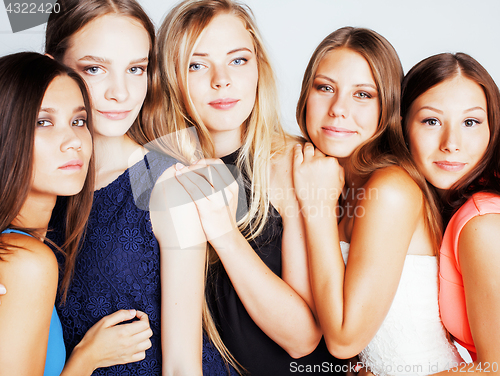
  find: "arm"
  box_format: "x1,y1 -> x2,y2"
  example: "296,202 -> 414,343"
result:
0,235 -> 58,376
175,159 -> 321,358
150,166 -> 206,376
293,144 -> 423,359
432,214 -> 500,375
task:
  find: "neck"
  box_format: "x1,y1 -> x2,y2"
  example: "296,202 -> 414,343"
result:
12,194 -> 56,237
212,127 -> 242,158
93,133 -> 144,176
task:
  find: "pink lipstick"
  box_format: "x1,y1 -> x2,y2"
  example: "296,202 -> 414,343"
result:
434,161 -> 466,172
59,160 -> 84,170
97,110 -> 131,120
208,98 -> 239,110
321,126 -> 356,138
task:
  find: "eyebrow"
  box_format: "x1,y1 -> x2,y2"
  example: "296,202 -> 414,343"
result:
39,106 -> 87,114
78,56 -> 148,65
417,106 -> 486,115
192,47 -> 253,57
314,75 -> 377,90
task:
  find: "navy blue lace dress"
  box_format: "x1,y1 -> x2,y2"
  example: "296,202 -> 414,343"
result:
49,150 -> 236,376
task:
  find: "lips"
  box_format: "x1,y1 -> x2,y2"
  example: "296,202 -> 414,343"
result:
208,98 -> 239,110
59,159 -> 84,170
321,126 -> 356,138
97,110 -> 131,120
433,161 -> 466,172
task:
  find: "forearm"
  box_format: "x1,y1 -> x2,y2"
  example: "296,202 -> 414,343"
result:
60,346 -> 95,376
212,229 -> 321,357
161,244 -> 205,376
303,214 -> 356,358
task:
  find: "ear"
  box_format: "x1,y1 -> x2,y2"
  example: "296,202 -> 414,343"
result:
44,53 -> 55,60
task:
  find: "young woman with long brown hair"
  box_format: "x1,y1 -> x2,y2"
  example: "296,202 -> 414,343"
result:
292,27 -> 462,375
402,52 -> 500,374
0,52 -> 152,376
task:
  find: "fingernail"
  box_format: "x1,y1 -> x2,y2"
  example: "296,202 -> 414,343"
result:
128,309 -> 136,316
296,144 -> 301,147
0,285 -> 6,294
175,163 -> 185,171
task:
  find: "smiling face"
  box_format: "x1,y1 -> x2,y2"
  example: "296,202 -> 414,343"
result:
62,14 -> 149,138
305,48 -> 380,159
407,75 -> 490,191
32,75 -> 92,198
187,13 -> 258,147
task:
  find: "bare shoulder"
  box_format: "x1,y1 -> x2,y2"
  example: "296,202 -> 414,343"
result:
363,165 -> 423,209
459,213 -> 500,258
0,234 -> 58,291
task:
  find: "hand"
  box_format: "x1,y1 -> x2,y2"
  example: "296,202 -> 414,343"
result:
174,159 -> 239,246
292,143 -> 344,217
72,309 -> 153,371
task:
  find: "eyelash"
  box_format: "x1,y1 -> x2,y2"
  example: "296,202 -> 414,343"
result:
84,66 -> 103,75
422,118 -> 441,127
231,57 -> 248,66
129,66 -> 146,75
464,118 -> 481,127
317,85 -> 333,93
355,92 -> 372,99
37,119 -> 52,127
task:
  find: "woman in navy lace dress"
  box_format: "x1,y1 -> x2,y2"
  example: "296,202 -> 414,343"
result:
45,0 -> 236,375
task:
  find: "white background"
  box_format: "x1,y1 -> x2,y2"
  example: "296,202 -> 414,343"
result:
0,0 -> 491,361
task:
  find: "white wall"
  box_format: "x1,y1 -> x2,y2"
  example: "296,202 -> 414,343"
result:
1,0 -> 499,136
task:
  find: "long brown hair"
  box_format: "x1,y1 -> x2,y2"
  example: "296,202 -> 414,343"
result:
46,0 -> 163,146
0,52 -> 95,301
402,52 -> 500,223
296,27 -> 442,252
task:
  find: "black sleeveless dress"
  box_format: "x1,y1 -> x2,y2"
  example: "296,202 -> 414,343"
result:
207,150 -> 345,376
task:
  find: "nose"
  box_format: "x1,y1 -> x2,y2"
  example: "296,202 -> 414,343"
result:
211,65 -> 231,89
104,72 -> 129,102
328,92 -> 349,118
440,124 -> 460,153
60,126 -> 84,152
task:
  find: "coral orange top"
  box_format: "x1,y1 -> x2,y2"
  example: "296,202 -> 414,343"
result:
439,192 -> 500,361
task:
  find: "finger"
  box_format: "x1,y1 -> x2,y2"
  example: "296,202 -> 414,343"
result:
118,318 -> 150,336
134,338 -> 152,352
303,142 -> 315,161
175,169 -> 213,200
101,309 -> 136,328
130,351 -> 147,363
0,284 -> 6,295
208,163 -> 236,194
132,330 -> 153,349
293,144 -> 304,168
135,310 -> 149,324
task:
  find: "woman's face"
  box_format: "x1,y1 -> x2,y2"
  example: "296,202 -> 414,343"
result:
407,75 -> 490,191
32,75 -> 92,198
305,48 -> 380,159
187,13 -> 258,142
62,14 -> 149,138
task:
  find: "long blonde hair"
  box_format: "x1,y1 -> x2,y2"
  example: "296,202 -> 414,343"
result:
296,27 -> 442,253
156,0 -> 286,371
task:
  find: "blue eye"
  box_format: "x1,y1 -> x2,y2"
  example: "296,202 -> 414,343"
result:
129,66 -> 146,75
189,63 -> 203,71
231,58 -> 247,66
73,119 -> 87,127
84,66 -> 104,75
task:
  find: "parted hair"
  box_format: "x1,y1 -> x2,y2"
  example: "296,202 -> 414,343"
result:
402,52 -> 500,223
296,27 -> 443,252
0,52 -> 95,301
46,0 -> 163,146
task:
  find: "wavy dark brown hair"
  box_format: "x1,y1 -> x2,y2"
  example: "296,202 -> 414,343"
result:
401,52 -> 500,224
296,27 -> 443,252
46,0 -> 163,146
0,52 -> 95,301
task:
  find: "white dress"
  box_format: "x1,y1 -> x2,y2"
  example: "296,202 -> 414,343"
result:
340,241 -> 463,376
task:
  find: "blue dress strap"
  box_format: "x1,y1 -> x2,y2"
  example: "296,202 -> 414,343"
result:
1,228 -> 66,375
